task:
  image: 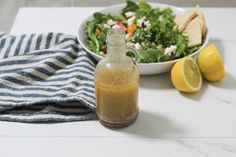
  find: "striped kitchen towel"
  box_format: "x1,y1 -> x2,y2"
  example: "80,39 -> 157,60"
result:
0,32 -> 96,122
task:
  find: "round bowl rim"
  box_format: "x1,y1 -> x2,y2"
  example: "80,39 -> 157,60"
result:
77,2 -> 209,66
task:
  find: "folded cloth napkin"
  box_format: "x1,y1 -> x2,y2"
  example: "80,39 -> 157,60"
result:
0,32 -> 96,122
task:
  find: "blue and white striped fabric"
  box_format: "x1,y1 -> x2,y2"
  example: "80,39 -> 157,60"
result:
0,32 -> 96,122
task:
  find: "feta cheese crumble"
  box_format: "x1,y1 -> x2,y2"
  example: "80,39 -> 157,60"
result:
134,43 -> 141,50
129,43 -> 141,50
137,16 -> 151,30
137,17 -> 146,27
107,19 -> 114,26
144,20 -> 151,29
125,11 -> 135,18
164,45 -> 177,55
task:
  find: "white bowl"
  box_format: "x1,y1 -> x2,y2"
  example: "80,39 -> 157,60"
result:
78,3 -> 209,75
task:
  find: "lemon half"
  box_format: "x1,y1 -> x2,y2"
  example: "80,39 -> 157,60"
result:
197,44 -> 225,81
171,57 -> 202,92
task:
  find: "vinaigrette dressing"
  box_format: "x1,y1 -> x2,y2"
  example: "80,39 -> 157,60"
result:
94,28 -> 139,127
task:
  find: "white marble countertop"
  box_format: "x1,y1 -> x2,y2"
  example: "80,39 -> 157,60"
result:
0,7 -> 235,157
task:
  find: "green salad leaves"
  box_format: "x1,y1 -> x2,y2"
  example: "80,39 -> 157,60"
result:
85,0 -> 201,63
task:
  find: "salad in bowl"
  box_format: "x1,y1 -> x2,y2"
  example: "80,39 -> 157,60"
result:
78,0 -> 209,75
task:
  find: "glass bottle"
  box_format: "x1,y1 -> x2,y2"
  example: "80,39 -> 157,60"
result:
94,28 -> 139,128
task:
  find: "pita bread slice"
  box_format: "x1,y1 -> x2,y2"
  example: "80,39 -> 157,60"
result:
174,10 -> 197,32
184,17 -> 202,47
196,5 -> 207,37
195,16 -> 205,35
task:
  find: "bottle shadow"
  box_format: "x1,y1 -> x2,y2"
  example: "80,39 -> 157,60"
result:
112,110 -> 186,137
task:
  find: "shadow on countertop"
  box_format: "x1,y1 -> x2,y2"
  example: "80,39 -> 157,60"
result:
112,110 -> 186,137
209,72 -> 236,89
140,73 -> 174,90
180,81 -> 208,102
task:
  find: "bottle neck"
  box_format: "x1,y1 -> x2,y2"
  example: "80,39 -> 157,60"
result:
107,44 -> 127,61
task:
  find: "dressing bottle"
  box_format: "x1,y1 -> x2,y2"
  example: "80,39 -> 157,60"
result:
94,28 -> 139,128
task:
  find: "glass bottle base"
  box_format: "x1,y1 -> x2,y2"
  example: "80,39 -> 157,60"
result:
98,112 -> 139,128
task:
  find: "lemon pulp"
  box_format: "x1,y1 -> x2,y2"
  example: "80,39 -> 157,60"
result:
171,57 -> 202,92
184,58 -> 201,88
